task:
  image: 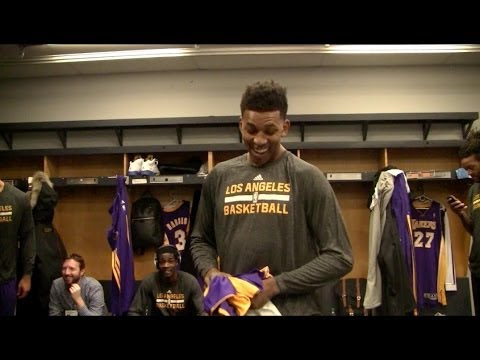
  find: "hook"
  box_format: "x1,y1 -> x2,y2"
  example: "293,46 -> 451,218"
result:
417,181 -> 425,197
19,44 -> 26,59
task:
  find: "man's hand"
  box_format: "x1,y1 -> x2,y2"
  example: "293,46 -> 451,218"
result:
204,268 -> 230,287
69,283 -> 86,308
447,195 -> 472,233
447,195 -> 468,214
17,275 -> 31,299
250,276 -> 280,309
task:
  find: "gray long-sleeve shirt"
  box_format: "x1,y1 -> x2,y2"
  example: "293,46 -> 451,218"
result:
49,276 -> 108,316
128,271 -> 206,316
190,151 -> 353,315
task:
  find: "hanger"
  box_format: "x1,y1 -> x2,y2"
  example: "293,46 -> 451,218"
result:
413,194 -> 433,204
414,193 -> 434,203
164,190 -> 181,209
411,186 -> 434,209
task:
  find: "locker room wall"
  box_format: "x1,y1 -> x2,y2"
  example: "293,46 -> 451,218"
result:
0,66 -> 479,124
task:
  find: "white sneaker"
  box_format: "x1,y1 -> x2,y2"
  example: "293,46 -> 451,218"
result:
128,156 -> 144,176
141,158 -> 160,176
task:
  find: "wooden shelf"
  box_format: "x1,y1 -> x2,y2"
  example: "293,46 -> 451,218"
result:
3,175 -> 206,187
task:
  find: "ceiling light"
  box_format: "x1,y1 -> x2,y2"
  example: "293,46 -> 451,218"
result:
3,47 -> 194,64
1,44 -> 479,65
322,44 -> 480,54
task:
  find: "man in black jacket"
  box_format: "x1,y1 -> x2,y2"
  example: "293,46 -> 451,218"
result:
17,172 -> 67,316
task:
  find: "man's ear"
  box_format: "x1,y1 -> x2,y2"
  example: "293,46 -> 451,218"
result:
239,117 -> 245,133
282,119 -> 290,137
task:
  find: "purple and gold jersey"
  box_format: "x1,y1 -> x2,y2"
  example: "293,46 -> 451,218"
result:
410,201 -> 443,308
162,201 -> 191,254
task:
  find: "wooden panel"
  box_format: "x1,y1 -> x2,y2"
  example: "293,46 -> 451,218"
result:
54,187 -> 116,280
379,148 -> 388,168
213,149 -> 311,166
0,156 -> 43,178
300,149 -> 383,172
387,147 -> 459,170
44,156 -> 59,177
213,150 -> 245,166
207,151 -> 213,172
332,182 -> 371,278
123,153 -> 128,175
52,154 -> 124,177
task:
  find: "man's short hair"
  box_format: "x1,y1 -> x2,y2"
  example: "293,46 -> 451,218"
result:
155,245 -> 180,263
459,129 -> 480,159
240,80 -> 288,119
65,253 -> 85,270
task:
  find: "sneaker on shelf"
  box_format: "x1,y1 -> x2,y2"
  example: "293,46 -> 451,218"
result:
128,155 -> 144,176
141,157 -> 160,176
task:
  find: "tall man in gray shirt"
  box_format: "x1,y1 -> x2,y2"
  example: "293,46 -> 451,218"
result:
190,81 -> 353,315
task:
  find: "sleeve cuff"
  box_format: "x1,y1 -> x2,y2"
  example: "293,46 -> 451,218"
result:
274,275 -> 286,294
